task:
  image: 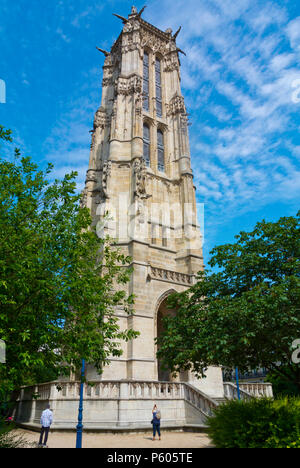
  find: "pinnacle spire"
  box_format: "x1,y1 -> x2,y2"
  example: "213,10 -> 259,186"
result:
113,5 -> 146,23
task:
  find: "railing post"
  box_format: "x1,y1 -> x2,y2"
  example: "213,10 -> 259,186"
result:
76,359 -> 85,449
235,368 -> 241,400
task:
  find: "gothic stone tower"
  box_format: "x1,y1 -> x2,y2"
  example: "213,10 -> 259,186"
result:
82,6 -> 223,397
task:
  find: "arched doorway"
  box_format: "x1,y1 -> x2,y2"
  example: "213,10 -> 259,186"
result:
157,296 -> 174,381
156,292 -> 189,382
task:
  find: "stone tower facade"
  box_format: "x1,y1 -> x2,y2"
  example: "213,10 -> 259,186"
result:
82,6 -> 223,397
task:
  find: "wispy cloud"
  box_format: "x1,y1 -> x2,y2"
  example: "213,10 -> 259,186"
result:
146,0 -> 300,253
2,0 -> 298,261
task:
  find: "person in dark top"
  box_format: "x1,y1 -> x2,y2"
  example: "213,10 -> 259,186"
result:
152,404 -> 161,441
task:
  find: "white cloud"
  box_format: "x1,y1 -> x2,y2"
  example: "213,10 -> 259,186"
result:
286,16 -> 300,52
42,1 -> 299,257
42,85 -> 98,191
147,0 -> 299,230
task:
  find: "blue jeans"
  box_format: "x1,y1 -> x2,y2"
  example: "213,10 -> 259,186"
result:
153,423 -> 161,438
39,426 -> 50,445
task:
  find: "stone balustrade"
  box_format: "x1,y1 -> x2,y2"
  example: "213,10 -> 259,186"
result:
149,266 -> 194,285
15,380 -> 274,429
183,383 -> 217,417
223,382 -> 252,400
19,380 -> 273,406
17,380 -> 218,419
239,383 -> 273,398
224,382 -> 273,400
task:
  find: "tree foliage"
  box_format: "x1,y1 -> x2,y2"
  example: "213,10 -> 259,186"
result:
157,212 -> 300,390
0,127 -> 139,398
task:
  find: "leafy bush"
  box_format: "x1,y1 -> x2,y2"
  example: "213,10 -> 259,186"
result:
266,369 -> 300,397
207,397 -> 300,448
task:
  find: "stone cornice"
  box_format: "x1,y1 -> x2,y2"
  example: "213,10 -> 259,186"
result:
139,18 -> 173,43
147,265 -> 195,286
176,253 -> 204,261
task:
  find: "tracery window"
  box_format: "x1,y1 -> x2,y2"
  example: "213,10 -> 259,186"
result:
143,52 -> 149,111
157,129 -> 164,172
155,58 -> 162,117
143,123 -> 150,166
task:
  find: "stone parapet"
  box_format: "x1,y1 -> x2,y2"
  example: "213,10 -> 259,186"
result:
14,380 -> 218,430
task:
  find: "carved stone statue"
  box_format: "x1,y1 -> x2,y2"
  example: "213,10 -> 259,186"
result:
133,158 -> 149,200
101,160 -> 112,199
94,107 -> 106,130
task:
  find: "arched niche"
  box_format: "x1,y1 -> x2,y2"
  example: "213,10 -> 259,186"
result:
154,290 -> 189,382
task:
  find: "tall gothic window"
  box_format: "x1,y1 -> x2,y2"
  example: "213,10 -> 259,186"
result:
143,52 -> 149,111
155,58 -> 162,117
143,123 -> 150,166
157,129 -> 164,172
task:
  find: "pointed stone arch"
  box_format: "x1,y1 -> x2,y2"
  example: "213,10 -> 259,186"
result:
154,288 -> 178,381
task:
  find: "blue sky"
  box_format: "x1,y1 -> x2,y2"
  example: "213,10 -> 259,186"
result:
0,0 -> 299,263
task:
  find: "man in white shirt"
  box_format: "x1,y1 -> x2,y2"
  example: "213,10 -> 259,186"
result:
38,404 -> 53,447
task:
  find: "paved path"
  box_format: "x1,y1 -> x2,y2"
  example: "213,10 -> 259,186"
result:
15,429 -> 213,449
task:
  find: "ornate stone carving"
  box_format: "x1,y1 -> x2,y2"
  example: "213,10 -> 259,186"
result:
133,158 -> 149,199
116,75 -> 142,96
132,158 -> 151,224
167,94 -> 186,116
130,75 -> 142,94
135,93 -> 143,116
102,76 -> 112,87
94,107 -> 107,129
101,160 -> 112,199
90,130 -> 96,150
180,113 -> 189,132
164,59 -> 179,72
149,266 -> 194,285
140,28 -> 168,55
85,169 -> 98,184
88,161 -> 112,205
162,44 -> 180,72
123,19 -> 140,34
80,187 -> 88,209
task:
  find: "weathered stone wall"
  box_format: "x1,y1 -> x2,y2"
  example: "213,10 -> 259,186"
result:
80,8 -> 223,396
15,381 -> 212,429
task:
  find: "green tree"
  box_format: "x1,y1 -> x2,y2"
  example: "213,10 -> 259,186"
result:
0,127 -> 139,401
157,212 -> 300,391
